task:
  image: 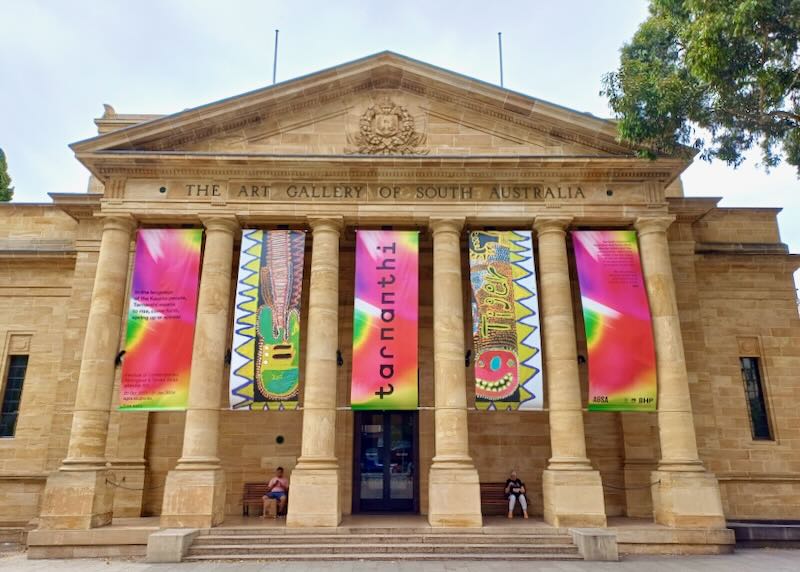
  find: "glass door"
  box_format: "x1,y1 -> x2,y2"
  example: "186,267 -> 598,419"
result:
354,411 -> 417,512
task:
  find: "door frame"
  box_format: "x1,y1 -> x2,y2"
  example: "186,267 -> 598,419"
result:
352,411 -> 420,514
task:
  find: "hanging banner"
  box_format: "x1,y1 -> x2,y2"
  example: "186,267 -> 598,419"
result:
229,230 -> 306,410
468,231 -> 543,410
119,229 -> 202,410
351,230 -> 418,410
572,230 -> 657,411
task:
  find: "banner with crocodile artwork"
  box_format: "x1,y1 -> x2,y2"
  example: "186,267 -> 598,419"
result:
351,230 -> 419,410
120,229 -> 203,410
229,230 -> 306,410
468,231 -> 543,410
572,230 -> 657,411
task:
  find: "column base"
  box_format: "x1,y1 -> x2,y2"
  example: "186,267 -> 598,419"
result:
427,462 -> 482,528
286,464 -> 341,528
623,461 -> 656,518
160,468 -> 226,529
38,469 -> 114,530
109,461 -> 146,518
651,469 -> 726,528
542,469 -> 607,528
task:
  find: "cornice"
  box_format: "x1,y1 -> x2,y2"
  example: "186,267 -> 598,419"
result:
666,196 -> 721,222
78,153 -> 682,183
695,242 -> 790,255
48,192 -> 103,221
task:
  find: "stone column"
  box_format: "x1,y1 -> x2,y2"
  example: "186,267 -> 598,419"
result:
39,215 -> 136,529
534,216 -> 607,527
160,216 -> 239,528
635,216 -> 725,528
427,217 -> 482,528
287,217 -> 343,528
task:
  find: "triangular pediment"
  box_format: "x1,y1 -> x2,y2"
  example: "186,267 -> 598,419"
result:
72,51 -> 640,160
170,89 -> 618,157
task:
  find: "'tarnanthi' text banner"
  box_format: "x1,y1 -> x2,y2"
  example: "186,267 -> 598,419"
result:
351,230 -> 419,410
469,231 -> 544,410
229,230 -> 306,410
572,230 -> 657,412
120,229 -> 202,410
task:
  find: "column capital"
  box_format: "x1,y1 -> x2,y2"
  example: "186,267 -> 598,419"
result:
307,216 -> 344,234
533,216 -> 573,235
429,217 -> 465,236
99,214 -> 137,234
200,215 -> 240,235
634,215 -> 676,237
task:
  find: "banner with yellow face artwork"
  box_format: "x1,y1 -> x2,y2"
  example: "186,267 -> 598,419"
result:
468,230 -> 543,410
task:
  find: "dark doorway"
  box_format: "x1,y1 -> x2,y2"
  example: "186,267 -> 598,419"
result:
353,411 -> 418,513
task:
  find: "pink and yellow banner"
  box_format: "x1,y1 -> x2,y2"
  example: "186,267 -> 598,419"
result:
351,230 -> 418,410
119,229 -> 203,410
572,231 -> 657,412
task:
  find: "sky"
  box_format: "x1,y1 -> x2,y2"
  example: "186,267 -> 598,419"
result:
0,0 -> 797,287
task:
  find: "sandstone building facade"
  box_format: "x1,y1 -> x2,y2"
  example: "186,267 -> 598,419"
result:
1,52 -> 798,555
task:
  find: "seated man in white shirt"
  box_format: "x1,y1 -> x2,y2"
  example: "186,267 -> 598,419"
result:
262,466 -> 289,518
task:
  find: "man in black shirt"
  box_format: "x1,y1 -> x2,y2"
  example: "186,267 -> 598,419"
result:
504,470 -> 529,519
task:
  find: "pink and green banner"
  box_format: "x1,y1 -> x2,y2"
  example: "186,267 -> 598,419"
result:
572,230 -> 657,411
119,229 -> 203,410
351,230 -> 418,410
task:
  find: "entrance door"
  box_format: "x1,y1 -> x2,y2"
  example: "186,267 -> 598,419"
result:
353,411 -> 417,513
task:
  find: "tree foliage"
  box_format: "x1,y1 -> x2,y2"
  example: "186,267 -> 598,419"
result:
0,148 -> 13,202
602,0 -> 800,174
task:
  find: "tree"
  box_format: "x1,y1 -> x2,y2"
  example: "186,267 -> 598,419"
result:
0,148 -> 13,202
602,0 -> 800,174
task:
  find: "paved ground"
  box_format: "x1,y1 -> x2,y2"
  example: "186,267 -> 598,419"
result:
1,549 -> 800,571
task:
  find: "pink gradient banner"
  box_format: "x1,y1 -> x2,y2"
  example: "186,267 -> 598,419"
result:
572,230 -> 657,412
351,230 -> 418,410
119,229 -> 203,410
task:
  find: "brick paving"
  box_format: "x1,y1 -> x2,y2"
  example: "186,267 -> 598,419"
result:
1,549 -> 800,571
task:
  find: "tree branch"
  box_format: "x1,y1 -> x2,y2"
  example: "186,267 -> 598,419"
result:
767,110 -> 800,123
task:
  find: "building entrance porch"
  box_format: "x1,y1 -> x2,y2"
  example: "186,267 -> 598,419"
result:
37,214 -> 727,535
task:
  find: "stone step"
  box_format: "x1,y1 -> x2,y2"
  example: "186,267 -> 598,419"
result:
0,542 -> 23,554
184,551 -> 584,562
187,542 -> 579,556
194,533 -> 574,546
205,527 -> 566,536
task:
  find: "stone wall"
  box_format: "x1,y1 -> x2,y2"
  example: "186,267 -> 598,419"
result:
694,252 -> 800,518
694,208 -> 782,244
672,207 -> 800,519
0,204 -> 77,240
0,205 -> 79,524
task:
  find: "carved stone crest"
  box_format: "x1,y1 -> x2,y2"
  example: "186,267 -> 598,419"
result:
347,97 -> 427,155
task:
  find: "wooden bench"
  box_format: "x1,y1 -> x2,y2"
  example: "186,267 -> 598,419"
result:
242,482 -> 270,516
480,482 -> 529,516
